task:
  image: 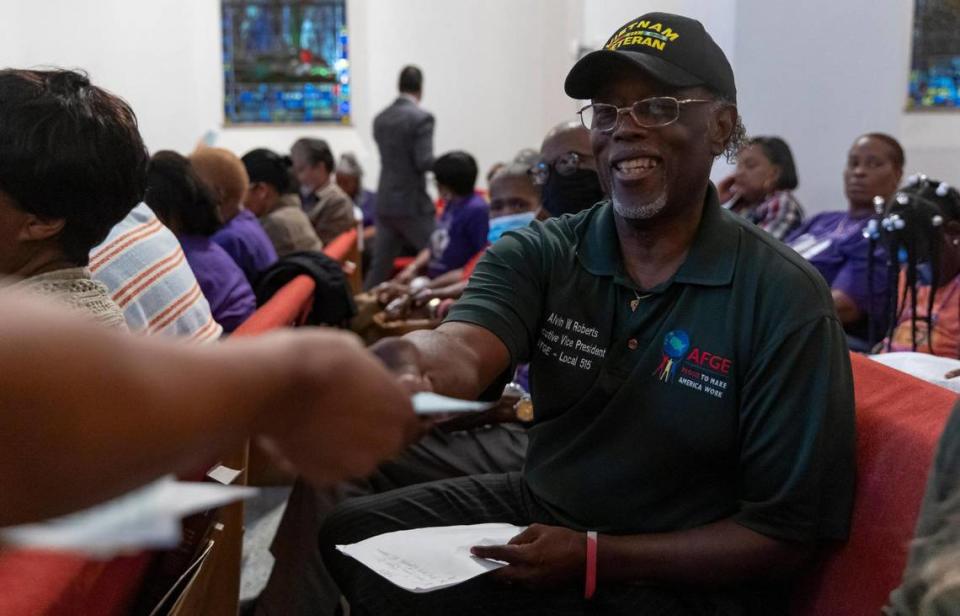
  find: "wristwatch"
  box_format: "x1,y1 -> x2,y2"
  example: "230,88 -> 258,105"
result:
503,381 -> 534,422
514,394 -> 534,422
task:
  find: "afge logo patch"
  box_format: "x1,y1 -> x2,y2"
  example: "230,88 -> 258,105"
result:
654,330 -> 732,399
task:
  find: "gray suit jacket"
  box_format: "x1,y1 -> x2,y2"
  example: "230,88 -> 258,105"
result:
373,96 -> 435,218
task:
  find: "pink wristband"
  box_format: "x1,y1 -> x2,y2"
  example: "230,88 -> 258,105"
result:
584,530 -> 598,599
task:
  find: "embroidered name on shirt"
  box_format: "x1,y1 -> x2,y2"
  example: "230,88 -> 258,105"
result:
538,312 -> 606,371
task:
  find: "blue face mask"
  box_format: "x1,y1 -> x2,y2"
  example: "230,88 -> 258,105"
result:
488,211 -> 536,243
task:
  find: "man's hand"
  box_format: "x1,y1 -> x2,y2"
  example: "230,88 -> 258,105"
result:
433,384 -> 524,432
375,281 -> 411,306
470,524 -> 586,589
253,330 -> 419,485
393,267 -> 417,285
370,336 -> 433,393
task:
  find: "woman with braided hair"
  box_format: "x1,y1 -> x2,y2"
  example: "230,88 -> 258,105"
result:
876,176 -> 960,357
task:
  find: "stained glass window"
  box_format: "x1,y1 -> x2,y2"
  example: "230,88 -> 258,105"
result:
222,0 -> 350,124
908,0 -> 960,109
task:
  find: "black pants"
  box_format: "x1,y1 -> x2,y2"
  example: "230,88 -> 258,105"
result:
256,425 -> 528,616
363,213 -> 435,289
320,472 -> 747,616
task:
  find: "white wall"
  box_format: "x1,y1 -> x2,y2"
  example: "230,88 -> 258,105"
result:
2,0 -> 581,189
580,0 -> 960,214
734,0 -> 911,212
3,0 -> 959,207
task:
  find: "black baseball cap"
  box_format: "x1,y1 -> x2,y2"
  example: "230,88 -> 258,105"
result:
242,148 -> 291,193
565,12 -> 736,104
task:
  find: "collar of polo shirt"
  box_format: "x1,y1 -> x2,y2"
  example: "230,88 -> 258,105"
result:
574,183 -> 739,290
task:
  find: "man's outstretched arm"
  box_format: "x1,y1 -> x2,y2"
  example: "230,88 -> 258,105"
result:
371,321 -> 511,399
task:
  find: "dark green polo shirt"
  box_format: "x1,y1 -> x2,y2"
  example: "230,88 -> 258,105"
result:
447,186 -> 855,542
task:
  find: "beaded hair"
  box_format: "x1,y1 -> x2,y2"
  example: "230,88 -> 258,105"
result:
868,175 -> 960,354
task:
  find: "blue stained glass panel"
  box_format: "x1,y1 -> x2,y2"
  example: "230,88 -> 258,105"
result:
222,0 -> 350,124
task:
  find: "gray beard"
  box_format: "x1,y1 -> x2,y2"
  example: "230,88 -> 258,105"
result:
612,191 -> 668,220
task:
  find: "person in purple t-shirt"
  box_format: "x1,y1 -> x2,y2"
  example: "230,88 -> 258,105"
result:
145,152 -> 256,333
785,133 -> 904,346
392,151 -> 489,284
190,147 -> 278,284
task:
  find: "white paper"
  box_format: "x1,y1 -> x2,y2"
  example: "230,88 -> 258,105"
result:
206,464 -> 243,485
0,476 -> 257,557
869,352 -> 960,393
336,523 -> 524,592
411,392 -> 495,415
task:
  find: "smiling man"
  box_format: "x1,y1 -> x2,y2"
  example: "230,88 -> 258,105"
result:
318,13 -> 855,616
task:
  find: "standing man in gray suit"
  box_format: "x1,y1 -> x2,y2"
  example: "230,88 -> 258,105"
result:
364,65 -> 436,289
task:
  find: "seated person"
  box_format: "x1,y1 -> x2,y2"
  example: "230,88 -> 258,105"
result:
718,136 -> 804,240
392,151 -> 489,285
90,202 -> 223,341
876,177 -> 960,357
402,159 -> 542,311
255,162 -> 536,616
532,120 -> 606,219
371,127 -> 606,321
486,161 -> 506,185
786,132 -> 903,346
370,152 -> 489,322
291,138 -> 356,244
320,12 -> 854,616
190,147 -> 278,283
452,124 -> 604,285
242,148 -> 324,257
335,152 -> 377,240
886,399 -> 960,615
145,151 -> 255,333
0,68 -> 148,329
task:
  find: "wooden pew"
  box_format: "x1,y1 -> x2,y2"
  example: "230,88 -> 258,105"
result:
172,230 -> 359,615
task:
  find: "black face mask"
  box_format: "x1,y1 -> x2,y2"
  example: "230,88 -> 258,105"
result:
541,169 -> 605,217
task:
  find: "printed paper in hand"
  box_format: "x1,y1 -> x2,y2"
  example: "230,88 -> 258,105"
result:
411,392 -> 495,415
336,523 -> 524,592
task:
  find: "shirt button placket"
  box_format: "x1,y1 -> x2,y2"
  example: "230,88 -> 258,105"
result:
627,338 -> 639,351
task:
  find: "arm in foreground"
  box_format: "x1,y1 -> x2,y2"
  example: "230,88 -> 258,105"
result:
0,293 -> 416,525
372,321 -> 510,399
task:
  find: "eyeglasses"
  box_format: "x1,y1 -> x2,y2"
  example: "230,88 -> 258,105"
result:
578,96 -> 714,133
529,152 -> 587,185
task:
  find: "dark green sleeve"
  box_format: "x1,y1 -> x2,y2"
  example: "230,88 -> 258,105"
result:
734,314 -> 856,543
444,228 -> 547,365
